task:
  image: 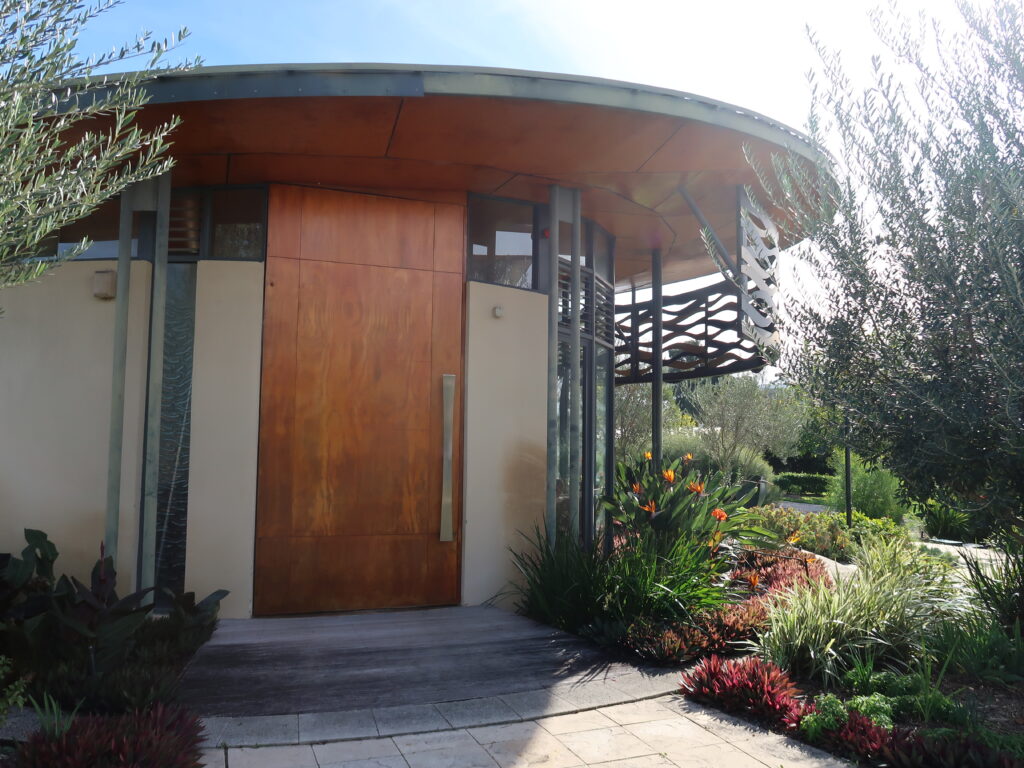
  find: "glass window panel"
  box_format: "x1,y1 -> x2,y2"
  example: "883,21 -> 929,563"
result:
558,220 -> 587,267
209,188 -> 266,260
154,262 -> 197,608
467,196 -> 535,289
593,226 -> 613,281
54,198 -> 139,260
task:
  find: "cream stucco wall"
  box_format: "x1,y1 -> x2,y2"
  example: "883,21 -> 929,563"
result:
0,260 -> 150,586
461,281 -> 548,606
184,260 -> 264,618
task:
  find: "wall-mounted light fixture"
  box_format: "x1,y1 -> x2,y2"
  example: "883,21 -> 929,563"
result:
492,305 -> 504,319
93,270 -> 117,300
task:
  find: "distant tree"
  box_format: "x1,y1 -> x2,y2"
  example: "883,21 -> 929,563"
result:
685,375 -> 808,477
0,0 -> 193,291
757,0 -> 1024,524
614,382 -> 689,459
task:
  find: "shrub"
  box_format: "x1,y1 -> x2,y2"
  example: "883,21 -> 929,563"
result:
623,548 -> 832,665
679,655 -> 805,730
511,526 -> 728,644
16,704 -> 204,768
755,538 -> 967,686
748,506 -> 907,563
0,530 -> 226,714
826,451 -> 905,523
964,532 -> 1024,634
602,457 -> 767,549
799,693 -> 847,742
920,501 -> 973,541
1,655 -> 26,727
601,530 -> 728,632
882,729 -> 1022,768
776,473 -> 832,496
660,432 -> 775,482
846,693 -> 894,729
510,528 -> 608,634
930,612 -> 1024,684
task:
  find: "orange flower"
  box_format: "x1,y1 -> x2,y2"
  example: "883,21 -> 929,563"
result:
643,451 -> 652,460
687,481 -> 705,494
786,531 -> 801,545
683,453 -> 693,462
711,507 -> 728,522
662,469 -> 675,484
748,573 -> 760,590
640,500 -> 656,515
631,482 -> 642,494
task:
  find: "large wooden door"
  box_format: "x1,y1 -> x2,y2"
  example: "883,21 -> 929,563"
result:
254,186 -> 465,615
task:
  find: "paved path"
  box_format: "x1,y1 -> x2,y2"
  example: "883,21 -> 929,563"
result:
778,502 -> 828,514
201,695 -> 848,768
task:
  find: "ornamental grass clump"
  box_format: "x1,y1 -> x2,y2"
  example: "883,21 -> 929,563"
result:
754,537 -> 968,686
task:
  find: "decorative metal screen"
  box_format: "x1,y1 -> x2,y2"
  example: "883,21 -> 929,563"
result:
613,188 -> 780,385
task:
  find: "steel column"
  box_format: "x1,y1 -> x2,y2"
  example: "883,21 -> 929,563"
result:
545,185 -> 561,544
140,174 -> 172,593
568,189 -> 582,540
651,249 -> 663,467
104,192 -> 135,562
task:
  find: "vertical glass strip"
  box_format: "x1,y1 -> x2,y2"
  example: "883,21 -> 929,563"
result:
154,262 -> 197,605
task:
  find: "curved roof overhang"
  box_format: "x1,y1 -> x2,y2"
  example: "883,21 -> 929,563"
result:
128,64 -> 824,289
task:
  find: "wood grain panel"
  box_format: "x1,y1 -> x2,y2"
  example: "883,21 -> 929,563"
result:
299,188 -> 434,270
255,185 -> 464,615
255,257 -> 299,541
433,203 -> 466,274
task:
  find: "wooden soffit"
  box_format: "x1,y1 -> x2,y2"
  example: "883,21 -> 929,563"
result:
128,65 -> 821,289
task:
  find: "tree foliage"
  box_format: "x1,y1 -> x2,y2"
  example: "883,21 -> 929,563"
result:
0,0 -> 193,290
614,381 -> 690,459
685,375 -> 808,477
758,1 -> 1024,522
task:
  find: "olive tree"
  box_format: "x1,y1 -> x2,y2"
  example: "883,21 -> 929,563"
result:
685,375 -> 808,478
1,0 -> 192,290
757,1 -> 1024,523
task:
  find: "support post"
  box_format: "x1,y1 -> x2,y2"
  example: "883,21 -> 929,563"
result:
545,186 -> 561,545
844,415 -> 853,527
140,174 -> 172,593
104,191 -> 135,562
568,189 -> 582,541
651,249 -> 663,468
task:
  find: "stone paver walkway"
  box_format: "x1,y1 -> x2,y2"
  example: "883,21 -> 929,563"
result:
201,695 -> 849,768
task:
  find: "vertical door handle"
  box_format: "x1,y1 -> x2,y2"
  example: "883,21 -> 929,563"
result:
440,374 -> 455,542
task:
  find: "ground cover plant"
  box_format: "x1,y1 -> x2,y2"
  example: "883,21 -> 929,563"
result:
680,656 -> 1023,766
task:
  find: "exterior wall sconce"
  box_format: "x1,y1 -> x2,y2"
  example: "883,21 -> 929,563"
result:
492,305 -> 504,319
93,270 -> 117,300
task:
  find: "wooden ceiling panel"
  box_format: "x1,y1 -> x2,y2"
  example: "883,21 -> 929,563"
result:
388,95 -> 682,175
140,97 -> 401,156
171,155 -> 229,187
640,121 -> 756,174
228,154 -> 513,193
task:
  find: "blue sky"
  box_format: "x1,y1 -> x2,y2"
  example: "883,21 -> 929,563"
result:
76,0 -> 964,134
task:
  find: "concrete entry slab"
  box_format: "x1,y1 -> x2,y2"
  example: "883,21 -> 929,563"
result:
179,606 -> 661,718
